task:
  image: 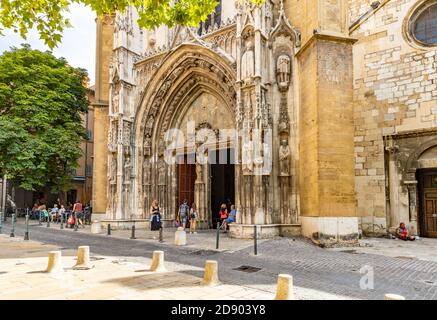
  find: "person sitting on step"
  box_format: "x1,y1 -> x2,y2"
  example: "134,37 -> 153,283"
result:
396,222 -> 415,241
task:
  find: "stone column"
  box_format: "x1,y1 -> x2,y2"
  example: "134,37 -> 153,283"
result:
194,163 -> 207,227
91,15 -> 114,219
405,180 -> 418,227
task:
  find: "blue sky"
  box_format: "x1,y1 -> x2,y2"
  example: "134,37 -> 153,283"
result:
0,3 -> 96,84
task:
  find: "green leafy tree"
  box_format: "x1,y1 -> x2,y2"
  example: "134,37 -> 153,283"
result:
0,0 -> 264,49
0,45 -> 88,192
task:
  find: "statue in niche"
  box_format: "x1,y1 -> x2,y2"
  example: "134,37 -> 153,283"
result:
277,54 -> 291,90
241,38 -> 255,82
145,116 -> 154,134
143,135 -> 152,156
158,138 -> 166,156
158,161 -> 166,185
279,139 -> 290,176
242,139 -> 254,174
262,142 -> 272,175
109,158 -> 117,185
112,93 -> 119,114
143,158 -> 151,186
124,157 -> 132,184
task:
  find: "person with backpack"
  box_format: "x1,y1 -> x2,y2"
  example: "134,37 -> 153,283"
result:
178,199 -> 189,230
150,200 -> 162,239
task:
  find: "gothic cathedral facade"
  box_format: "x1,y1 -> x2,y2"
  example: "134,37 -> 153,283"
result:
92,0 -> 437,245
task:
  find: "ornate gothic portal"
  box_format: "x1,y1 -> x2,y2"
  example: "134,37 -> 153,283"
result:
105,1 -> 302,237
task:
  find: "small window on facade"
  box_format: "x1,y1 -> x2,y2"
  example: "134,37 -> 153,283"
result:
410,2 -> 437,46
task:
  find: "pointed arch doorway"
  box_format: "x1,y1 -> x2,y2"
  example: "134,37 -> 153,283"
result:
176,148 -> 235,228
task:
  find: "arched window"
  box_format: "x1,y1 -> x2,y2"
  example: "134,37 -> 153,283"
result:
410,1 -> 437,46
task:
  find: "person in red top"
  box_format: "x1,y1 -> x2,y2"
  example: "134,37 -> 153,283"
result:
72,199 -> 84,228
396,222 -> 415,241
219,203 -> 228,230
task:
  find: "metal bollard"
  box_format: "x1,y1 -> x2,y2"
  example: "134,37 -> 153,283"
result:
216,221 -> 220,250
130,224 -> 136,239
60,214 -> 64,229
254,225 -> 258,255
0,211 -> 3,233
10,214 -> 15,237
74,212 -> 78,231
47,214 -> 50,227
107,224 -> 111,236
38,211 -> 42,226
24,214 -> 29,240
159,227 -> 164,243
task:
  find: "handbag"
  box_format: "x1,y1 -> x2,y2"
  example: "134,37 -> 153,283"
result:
68,216 -> 75,225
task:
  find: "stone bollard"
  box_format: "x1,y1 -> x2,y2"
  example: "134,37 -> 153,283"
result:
274,274 -> 295,300
384,294 -> 406,300
202,260 -> 220,286
91,221 -> 101,234
73,246 -> 93,270
45,251 -> 64,274
150,250 -> 166,272
174,227 -> 186,246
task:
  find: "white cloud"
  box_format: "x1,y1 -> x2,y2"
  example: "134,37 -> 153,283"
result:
0,3 -> 96,84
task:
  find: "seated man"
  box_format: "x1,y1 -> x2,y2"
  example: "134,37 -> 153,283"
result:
396,222 -> 415,241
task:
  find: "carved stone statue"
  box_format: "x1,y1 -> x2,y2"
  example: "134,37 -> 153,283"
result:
158,161 -> 166,185
262,142 -> 272,175
277,54 -> 291,90
143,135 -> 152,156
112,93 -> 119,114
143,158 -> 151,186
109,158 -> 117,185
124,157 -> 132,184
279,139 -> 290,176
242,140 -> 254,174
145,116 -> 154,134
241,39 -> 255,81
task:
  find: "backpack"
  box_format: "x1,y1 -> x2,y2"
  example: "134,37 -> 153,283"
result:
180,203 -> 188,217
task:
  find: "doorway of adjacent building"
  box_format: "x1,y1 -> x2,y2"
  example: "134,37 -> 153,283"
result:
418,169 -> 437,238
210,148 -> 235,227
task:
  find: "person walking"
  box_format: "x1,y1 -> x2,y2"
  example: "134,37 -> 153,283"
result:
150,200 -> 162,239
177,199 -> 189,230
189,203 -> 198,234
72,199 -> 84,228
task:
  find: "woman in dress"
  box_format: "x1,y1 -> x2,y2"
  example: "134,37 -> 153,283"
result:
150,200 -> 162,239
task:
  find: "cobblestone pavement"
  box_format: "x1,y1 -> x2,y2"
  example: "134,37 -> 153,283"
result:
329,237 -> 437,263
1,219 -> 437,300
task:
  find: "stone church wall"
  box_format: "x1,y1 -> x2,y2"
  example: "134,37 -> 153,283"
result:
351,0 -> 437,235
